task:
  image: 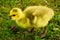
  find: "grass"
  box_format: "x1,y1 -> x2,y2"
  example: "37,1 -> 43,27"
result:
0,0 -> 60,40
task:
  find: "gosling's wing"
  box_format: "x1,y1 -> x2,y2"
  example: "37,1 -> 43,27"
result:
32,6 -> 54,28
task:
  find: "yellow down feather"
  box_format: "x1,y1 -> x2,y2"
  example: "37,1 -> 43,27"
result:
9,6 -> 54,29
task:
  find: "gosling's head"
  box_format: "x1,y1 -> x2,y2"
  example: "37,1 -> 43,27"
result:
8,8 -> 23,20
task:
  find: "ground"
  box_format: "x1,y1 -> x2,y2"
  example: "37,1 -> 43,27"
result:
0,0 -> 60,40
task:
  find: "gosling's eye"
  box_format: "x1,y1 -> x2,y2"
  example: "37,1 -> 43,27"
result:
12,15 -> 15,16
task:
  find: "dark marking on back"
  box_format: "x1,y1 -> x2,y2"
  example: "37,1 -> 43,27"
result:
26,13 -> 34,25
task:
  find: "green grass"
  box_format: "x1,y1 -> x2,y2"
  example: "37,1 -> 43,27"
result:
0,0 -> 60,40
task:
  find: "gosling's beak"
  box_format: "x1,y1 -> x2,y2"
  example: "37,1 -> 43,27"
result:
7,16 -> 11,20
